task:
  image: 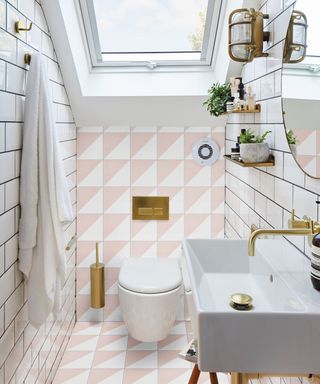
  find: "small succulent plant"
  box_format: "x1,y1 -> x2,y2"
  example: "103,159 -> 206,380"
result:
240,129 -> 271,144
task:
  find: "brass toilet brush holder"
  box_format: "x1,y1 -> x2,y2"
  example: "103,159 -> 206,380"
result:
90,242 -> 105,308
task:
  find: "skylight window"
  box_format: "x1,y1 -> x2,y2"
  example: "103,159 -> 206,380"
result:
80,0 -> 221,68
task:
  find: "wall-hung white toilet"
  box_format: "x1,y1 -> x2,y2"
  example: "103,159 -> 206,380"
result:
118,258 -> 182,342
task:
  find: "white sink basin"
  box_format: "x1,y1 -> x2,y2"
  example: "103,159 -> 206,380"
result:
182,238 -> 320,373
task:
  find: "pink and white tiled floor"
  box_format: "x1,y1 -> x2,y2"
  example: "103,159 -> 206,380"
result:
53,321 -> 230,384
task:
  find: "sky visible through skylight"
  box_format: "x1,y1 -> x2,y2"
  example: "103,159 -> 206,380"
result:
93,0 -> 208,53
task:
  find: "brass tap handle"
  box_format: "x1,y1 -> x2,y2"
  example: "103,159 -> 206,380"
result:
313,220 -> 320,233
291,209 -> 295,222
250,224 -> 258,234
289,209 -> 312,229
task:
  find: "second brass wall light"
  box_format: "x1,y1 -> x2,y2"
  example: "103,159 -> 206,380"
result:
228,8 -> 270,63
283,10 -> 308,64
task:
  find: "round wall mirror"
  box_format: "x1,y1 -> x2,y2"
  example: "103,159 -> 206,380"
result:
282,0 -> 320,178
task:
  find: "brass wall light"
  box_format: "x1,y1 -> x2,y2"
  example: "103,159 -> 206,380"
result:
228,8 -> 270,63
283,10 -> 308,64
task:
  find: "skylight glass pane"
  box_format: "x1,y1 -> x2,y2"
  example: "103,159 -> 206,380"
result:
92,0 -> 208,55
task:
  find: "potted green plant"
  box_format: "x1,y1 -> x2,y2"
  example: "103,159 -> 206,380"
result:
203,82 -> 231,117
286,129 -> 298,157
239,129 -> 271,163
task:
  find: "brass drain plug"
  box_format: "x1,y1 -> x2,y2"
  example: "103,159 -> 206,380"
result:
230,293 -> 253,311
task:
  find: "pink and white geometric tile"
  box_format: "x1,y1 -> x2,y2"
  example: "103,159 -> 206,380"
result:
53,321 -> 231,384
157,160 -> 184,187
78,160 -> 103,187
104,187 -> 130,214
103,241 -> 130,267
104,132 -> 130,160
131,132 -> 157,160
78,131 -> 103,161
104,294 -> 123,321
76,295 -> 104,322
131,241 -> 157,258
184,187 -> 211,214
76,126 -> 225,322
157,241 -> 181,259
78,187 -> 103,214
157,132 -> 184,160
131,160 -> 157,187
157,187 -> 184,214
104,160 -> 131,187
78,214 -> 103,241
104,214 -> 131,241
184,160 -> 212,187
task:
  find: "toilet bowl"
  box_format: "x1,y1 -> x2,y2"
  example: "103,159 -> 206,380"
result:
118,258 -> 182,342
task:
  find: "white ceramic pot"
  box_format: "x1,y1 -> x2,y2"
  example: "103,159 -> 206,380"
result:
240,143 -> 270,163
290,144 -> 297,158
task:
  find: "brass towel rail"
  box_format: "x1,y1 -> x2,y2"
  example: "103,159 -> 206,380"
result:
15,20 -> 33,34
65,235 -> 76,251
24,53 -> 31,65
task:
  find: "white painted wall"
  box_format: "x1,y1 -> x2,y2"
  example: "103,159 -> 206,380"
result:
282,72 -> 320,100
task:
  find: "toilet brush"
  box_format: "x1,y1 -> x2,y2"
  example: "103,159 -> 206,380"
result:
90,242 -> 105,308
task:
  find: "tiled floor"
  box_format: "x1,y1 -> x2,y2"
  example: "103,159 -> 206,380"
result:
53,321 -> 230,384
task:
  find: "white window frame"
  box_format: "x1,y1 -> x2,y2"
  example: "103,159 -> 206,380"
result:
283,56 -> 320,77
78,0 -> 222,70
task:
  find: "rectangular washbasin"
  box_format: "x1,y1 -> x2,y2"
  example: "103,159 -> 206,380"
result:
182,238 -> 320,373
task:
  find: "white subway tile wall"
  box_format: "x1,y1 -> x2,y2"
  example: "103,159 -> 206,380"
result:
225,1 -> 320,254
0,0 -> 77,383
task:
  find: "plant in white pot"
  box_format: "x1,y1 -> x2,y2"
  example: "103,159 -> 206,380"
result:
239,129 -> 271,163
286,129 -> 298,158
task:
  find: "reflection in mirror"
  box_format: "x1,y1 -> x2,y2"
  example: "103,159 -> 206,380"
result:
282,0 -> 320,178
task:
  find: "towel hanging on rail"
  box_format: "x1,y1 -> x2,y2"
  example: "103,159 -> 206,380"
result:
18,52 -> 74,327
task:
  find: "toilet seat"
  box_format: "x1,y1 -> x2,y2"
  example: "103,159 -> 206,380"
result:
118,259 -> 182,294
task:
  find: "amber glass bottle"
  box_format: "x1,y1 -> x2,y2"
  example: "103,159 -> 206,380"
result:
311,233 -> 320,291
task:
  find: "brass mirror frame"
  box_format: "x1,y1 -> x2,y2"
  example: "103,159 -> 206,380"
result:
281,7 -> 319,179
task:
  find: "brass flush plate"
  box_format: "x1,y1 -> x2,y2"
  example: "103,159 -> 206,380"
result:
132,196 -> 169,220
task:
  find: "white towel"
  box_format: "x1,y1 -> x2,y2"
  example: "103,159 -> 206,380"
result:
19,52 -> 74,327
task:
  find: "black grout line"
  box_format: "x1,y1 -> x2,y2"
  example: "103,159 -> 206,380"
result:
225,200 -> 310,260
243,66 -> 284,86
225,153 -> 319,197
0,1 -> 76,382
225,184 -> 286,225
264,4 -> 294,28
225,217 -> 243,239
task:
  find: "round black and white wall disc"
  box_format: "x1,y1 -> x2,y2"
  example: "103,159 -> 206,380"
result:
192,138 -> 220,166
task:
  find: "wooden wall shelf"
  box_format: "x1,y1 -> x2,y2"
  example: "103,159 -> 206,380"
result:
224,104 -> 261,114
224,154 -> 275,168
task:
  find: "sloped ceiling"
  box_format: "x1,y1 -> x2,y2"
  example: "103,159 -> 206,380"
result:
42,0 -> 248,126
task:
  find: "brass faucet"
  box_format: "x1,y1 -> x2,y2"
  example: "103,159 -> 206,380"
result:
248,209 -> 320,256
